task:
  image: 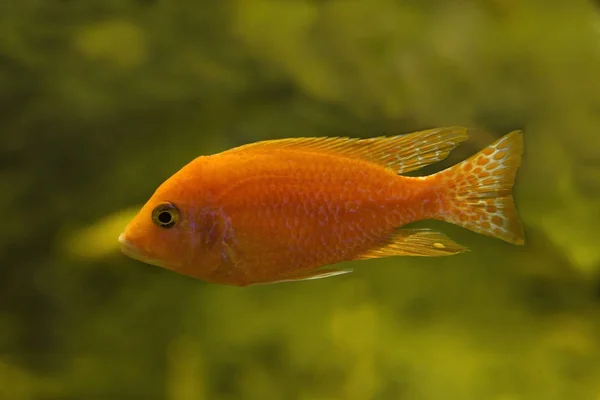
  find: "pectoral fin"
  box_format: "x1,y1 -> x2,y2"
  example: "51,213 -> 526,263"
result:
248,268 -> 353,286
354,228 -> 469,260
221,241 -> 240,266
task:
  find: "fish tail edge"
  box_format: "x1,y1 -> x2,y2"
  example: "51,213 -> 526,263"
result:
436,130 -> 525,245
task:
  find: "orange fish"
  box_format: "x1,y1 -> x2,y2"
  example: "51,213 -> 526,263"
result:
119,127 -> 524,286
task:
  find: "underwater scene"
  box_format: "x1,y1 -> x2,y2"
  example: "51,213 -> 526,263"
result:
2,1 -> 600,399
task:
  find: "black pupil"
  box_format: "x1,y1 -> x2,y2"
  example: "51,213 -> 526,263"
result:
158,211 -> 172,225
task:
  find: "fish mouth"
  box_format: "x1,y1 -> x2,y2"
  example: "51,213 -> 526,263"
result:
118,233 -> 165,268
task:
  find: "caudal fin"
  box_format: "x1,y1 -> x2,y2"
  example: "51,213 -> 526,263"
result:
436,130 -> 525,245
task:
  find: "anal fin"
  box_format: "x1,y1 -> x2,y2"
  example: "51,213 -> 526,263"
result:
354,228 -> 469,260
248,268 -> 353,286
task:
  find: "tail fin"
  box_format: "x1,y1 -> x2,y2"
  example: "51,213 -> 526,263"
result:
436,130 -> 525,245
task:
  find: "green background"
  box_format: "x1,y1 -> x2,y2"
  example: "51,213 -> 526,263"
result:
2,0 -> 600,399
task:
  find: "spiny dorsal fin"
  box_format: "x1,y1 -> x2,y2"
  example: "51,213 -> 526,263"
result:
227,127 -> 468,174
354,228 -> 469,260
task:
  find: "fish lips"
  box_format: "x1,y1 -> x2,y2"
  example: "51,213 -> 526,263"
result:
118,233 -> 166,269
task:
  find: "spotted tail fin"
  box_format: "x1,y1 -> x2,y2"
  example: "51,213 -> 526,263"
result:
436,130 -> 525,245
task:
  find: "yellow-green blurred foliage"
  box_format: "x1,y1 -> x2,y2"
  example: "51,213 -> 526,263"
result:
2,0 -> 600,399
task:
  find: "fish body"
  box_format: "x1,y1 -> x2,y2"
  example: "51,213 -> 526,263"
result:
119,127 -> 524,286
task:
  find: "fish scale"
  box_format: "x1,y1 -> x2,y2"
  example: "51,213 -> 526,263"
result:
119,127 -> 525,286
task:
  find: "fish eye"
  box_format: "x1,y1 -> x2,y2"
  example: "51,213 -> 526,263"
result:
151,202 -> 180,228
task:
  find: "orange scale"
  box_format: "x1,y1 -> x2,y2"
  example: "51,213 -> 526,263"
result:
493,151 -> 507,161
486,161 -> 499,171
491,215 -> 503,226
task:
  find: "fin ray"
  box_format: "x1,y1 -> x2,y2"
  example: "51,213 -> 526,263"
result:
227,127 -> 468,174
436,130 -> 525,245
248,268 -> 353,286
354,228 -> 469,260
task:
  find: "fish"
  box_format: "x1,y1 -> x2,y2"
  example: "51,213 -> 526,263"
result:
118,127 -> 525,286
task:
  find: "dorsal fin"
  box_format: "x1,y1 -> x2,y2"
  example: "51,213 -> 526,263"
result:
226,127 -> 468,174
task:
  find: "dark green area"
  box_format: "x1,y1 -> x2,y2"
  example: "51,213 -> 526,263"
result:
2,0 -> 600,399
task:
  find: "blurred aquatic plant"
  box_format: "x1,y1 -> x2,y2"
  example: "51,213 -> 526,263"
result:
0,359 -> 61,400
1,0 -> 600,399
74,19 -> 148,69
61,207 -> 140,260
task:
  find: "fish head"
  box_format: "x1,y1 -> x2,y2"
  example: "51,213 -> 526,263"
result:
118,157 -> 234,282
118,168 -> 221,276
119,197 -> 195,271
